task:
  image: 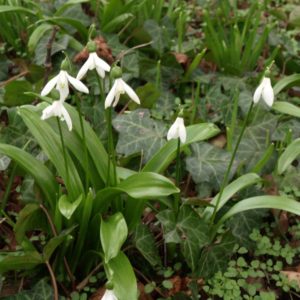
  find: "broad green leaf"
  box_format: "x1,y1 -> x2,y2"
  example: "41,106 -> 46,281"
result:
28,23 -> 53,53
204,173 -> 261,219
186,142 -> 237,190
0,144 -> 57,207
107,252 -> 138,300
55,0 -> 89,16
278,138 -> 300,174
197,232 -> 236,277
0,251 -> 43,273
93,172 -> 179,214
101,213 -> 128,263
272,101 -> 300,118
15,204 -> 48,244
4,279 -> 54,300
113,109 -> 167,162
0,6 -> 35,15
19,106 -> 84,201
143,123 -> 220,173
135,83 -> 160,109
218,195 -> 300,226
58,194 -> 83,220
43,227 -> 74,261
4,80 -> 34,106
157,205 -> 210,271
133,224 -> 161,267
273,74 -> 300,95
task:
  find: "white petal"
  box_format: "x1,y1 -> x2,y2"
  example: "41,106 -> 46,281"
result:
167,121 -> 179,141
56,71 -> 69,100
101,289 -> 118,300
41,74 -> 59,96
76,55 -> 94,80
95,66 -> 105,78
105,82 -> 117,109
262,78 -> 274,107
41,101 -> 61,120
61,105 -> 72,131
177,118 -> 187,143
253,82 -> 263,104
123,80 -> 140,104
66,73 -> 89,94
92,53 -> 111,72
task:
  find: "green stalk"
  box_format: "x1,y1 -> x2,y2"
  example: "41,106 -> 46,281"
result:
74,96 -> 90,193
1,163 -> 17,210
191,81 -> 200,124
56,118 -> 70,192
210,102 -> 254,223
174,138 -> 181,213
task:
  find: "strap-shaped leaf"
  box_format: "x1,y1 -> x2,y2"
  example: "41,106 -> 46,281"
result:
143,123 -> 220,173
278,138 -> 300,174
93,172 -> 179,214
0,144 -> 57,208
218,195 -> 300,226
272,101 -> 300,118
19,106 -> 84,200
204,173 -> 261,219
273,74 -> 300,95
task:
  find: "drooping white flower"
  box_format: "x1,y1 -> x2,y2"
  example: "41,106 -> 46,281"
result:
77,52 -> 111,80
41,100 -> 72,131
105,78 -> 140,109
101,289 -> 118,300
41,70 -> 89,100
167,117 -> 186,143
253,77 -> 274,107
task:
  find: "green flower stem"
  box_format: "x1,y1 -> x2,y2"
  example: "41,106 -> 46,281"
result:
210,101 -> 254,223
56,118 -> 70,191
174,138 -> 181,213
75,96 -> 90,193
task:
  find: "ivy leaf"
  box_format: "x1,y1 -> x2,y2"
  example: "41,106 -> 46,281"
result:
186,142 -> 237,190
133,224 -> 162,267
113,109 -> 167,162
157,205 -> 210,271
235,111 -> 278,171
197,232 -> 236,277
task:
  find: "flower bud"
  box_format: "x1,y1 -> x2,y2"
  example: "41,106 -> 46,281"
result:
110,66 -> 122,79
87,41 -> 97,53
60,58 -> 70,71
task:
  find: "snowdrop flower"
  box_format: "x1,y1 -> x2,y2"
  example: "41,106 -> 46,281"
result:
105,66 -> 140,109
41,59 -> 89,100
41,99 -> 72,131
76,41 -> 111,80
101,289 -> 118,300
253,76 -> 274,107
167,116 -> 186,143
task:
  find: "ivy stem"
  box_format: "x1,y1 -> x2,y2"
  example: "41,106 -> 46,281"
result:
210,101 -> 254,223
56,118 -> 69,191
174,138 -> 181,213
45,260 -> 59,300
74,95 -> 89,193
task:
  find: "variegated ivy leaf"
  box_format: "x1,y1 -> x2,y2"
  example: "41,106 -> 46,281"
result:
113,109 -> 167,162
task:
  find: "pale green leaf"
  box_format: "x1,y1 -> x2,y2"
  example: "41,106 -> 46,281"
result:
278,138 -> 300,174
272,101 -> 300,118
58,194 -> 83,220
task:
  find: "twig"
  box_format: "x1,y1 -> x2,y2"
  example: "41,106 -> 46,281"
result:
76,262 -> 103,291
0,71 -> 29,88
116,41 -> 153,61
43,26 -> 59,86
45,260 -> 59,300
184,174 -> 192,197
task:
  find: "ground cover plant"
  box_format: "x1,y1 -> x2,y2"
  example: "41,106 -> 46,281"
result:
1,0 -> 300,299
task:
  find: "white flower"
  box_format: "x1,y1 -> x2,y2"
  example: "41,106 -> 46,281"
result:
41,70 -> 89,100
41,100 -> 72,131
167,117 -> 186,143
105,78 -> 140,109
101,289 -> 118,300
76,52 -> 111,80
253,77 -> 274,107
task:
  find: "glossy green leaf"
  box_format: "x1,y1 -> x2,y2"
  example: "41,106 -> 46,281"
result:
4,80 -> 34,106
0,5 -> 35,15
272,101 -> 300,118
58,194 -> 83,220
101,213 -> 128,263
107,252 -> 138,300
93,172 -> 179,214
0,251 -> 43,273
204,173 -> 261,219
143,123 -> 220,173
19,106 -> 84,201
218,196 -> 300,226
0,144 -> 57,208
278,138 -> 300,174
28,23 -> 53,53
273,74 -> 300,95
55,0 -> 89,16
